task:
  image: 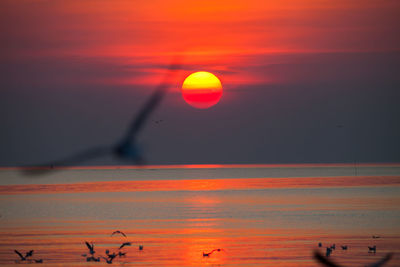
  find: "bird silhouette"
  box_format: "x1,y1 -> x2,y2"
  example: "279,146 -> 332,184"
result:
368,246 -> 376,253
85,241 -> 95,255
341,245 -> 348,250
326,247 -> 332,257
103,250 -> 118,264
111,230 -> 127,237
22,58 -> 181,175
14,250 -> 26,261
314,250 -> 393,267
14,250 -> 34,261
202,248 -> 223,257
102,256 -> 115,264
139,245 -> 143,251
85,256 -> 100,262
106,250 -> 118,259
118,251 -> 126,257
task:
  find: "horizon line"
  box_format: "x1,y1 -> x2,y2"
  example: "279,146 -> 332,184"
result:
1,162 -> 400,171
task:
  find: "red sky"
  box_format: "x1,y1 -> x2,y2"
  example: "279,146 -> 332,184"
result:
0,0 -> 399,166
2,0 -> 399,87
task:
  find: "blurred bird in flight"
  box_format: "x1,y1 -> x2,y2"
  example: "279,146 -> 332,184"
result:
314,250 -> 393,267
22,58 -> 181,175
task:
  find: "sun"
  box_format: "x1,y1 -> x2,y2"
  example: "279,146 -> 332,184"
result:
181,71 -> 223,109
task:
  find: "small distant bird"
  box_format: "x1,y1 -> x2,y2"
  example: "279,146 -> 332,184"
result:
102,256 -> 115,264
372,235 -> 381,239
85,241 -> 95,255
330,244 -> 336,250
368,246 -> 376,253
105,250 -> 117,260
139,245 -> 143,251
34,259 -> 43,263
326,247 -> 332,257
119,242 -> 131,250
202,248 -> 223,257
14,250 -> 27,261
341,245 -> 348,250
118,251 -> 126,257
318,242 -> 322,247
14,250 -> 34,261
86,256 -> 100,262
111,230 -> 127,237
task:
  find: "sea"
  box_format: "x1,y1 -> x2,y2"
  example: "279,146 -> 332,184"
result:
0,164 -> 399,266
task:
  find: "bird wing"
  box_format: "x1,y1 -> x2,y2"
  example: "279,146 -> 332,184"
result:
14,250 -> 24,260
25,250 -> 34,257
22,58 -> 181,176
85,241 -> 93,251
313,251 -> 344,267
119,59 -> 181,143
111,230 -> 127,237
46,147 -> 111,167
22,146 -> 112,176
366,253 -> 393,267
119,242 -> 131,250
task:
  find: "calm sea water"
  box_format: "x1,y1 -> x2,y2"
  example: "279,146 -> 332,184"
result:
0,164 -> 399,266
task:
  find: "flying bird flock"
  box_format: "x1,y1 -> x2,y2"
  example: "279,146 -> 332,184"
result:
81,231 -> 142,264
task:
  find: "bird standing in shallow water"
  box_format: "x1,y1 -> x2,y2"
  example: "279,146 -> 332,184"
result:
368,246 -> 376,253
326,247 -> 332,257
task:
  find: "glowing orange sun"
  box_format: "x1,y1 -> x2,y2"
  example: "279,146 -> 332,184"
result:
182,71 -> 223,109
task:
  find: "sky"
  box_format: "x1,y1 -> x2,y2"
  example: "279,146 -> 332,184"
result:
1,0 -> 399,166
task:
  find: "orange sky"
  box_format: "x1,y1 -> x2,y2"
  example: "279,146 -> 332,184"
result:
2,0 -> 399,87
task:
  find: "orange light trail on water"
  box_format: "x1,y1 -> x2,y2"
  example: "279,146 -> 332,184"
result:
1,176 -> 399,195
